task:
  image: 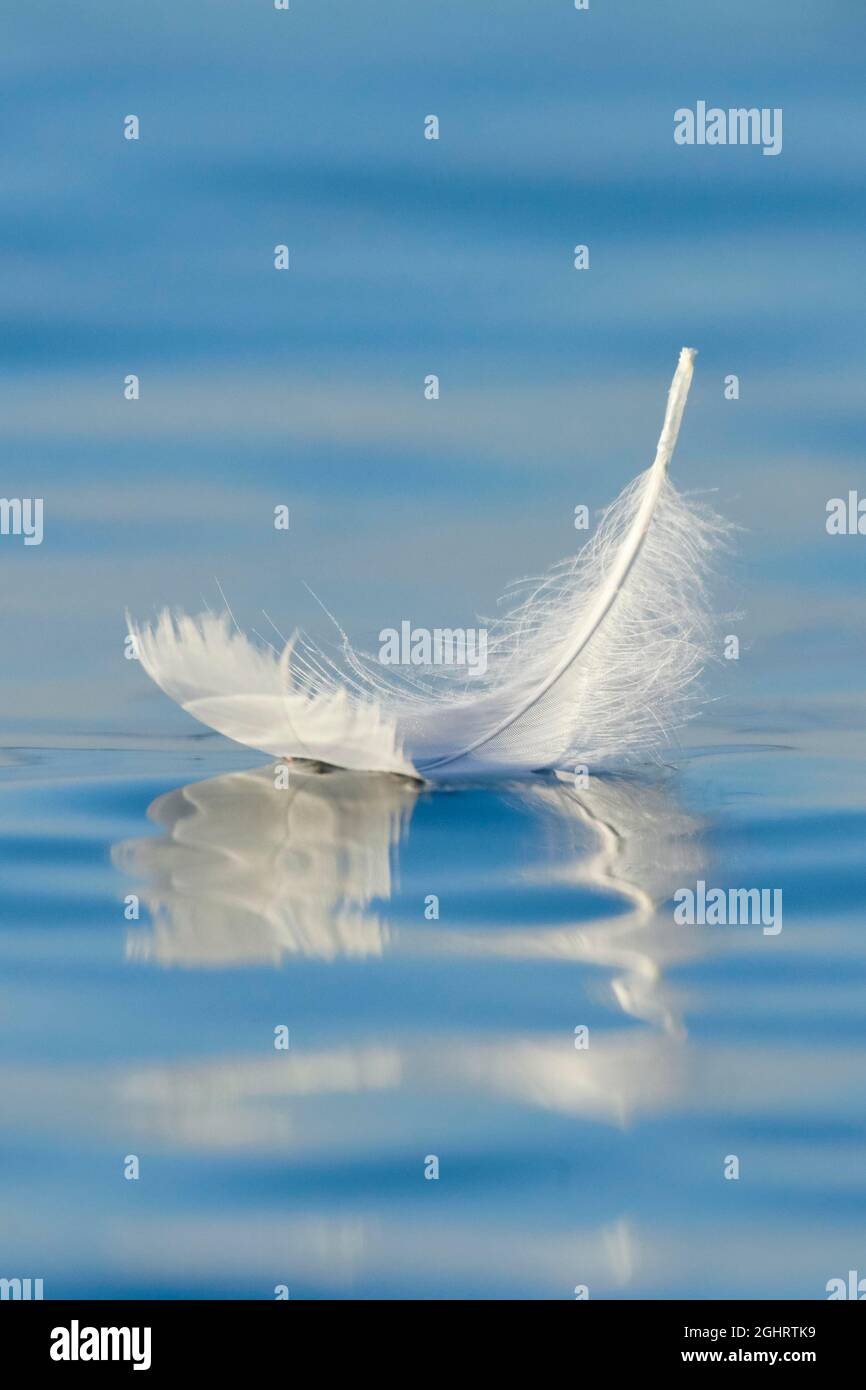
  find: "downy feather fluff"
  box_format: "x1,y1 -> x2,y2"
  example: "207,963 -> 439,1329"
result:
129,348 -> 726,781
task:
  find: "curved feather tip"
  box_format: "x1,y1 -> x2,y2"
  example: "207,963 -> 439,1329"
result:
129,348 -> 728,782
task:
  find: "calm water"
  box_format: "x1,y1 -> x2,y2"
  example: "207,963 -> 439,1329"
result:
2,2 -> 865,1300
1,715 -> 864,1299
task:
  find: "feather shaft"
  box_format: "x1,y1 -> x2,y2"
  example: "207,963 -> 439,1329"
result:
417,348 -> 697,772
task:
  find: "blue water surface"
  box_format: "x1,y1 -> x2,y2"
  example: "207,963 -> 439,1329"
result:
1,1 -> 865,1299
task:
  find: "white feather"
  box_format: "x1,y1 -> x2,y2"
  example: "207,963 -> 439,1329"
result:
129,348 -> 727,781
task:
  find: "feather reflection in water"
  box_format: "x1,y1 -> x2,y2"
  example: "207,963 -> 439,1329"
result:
114,763 -> 708,1037
102,770 -> 714,1218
